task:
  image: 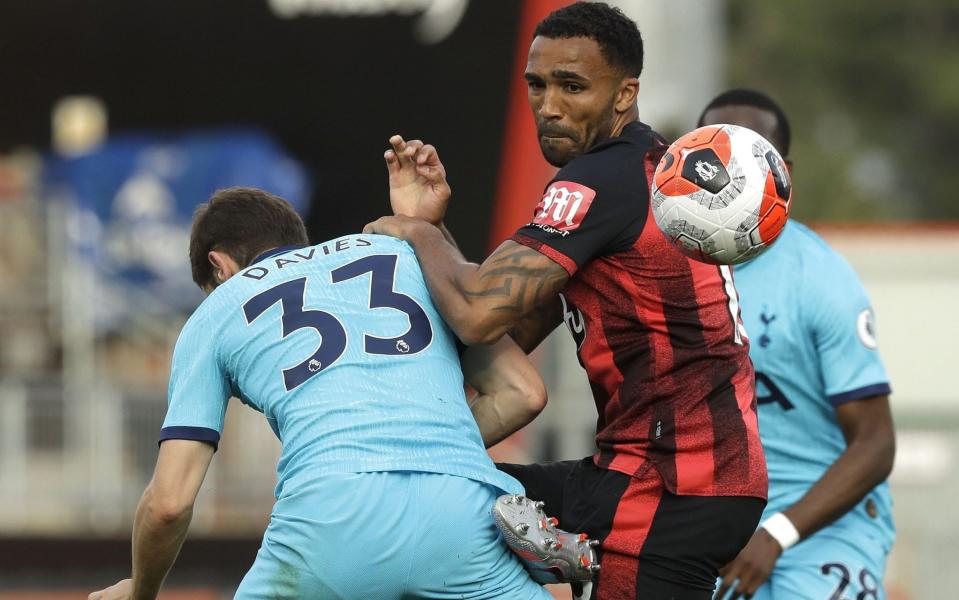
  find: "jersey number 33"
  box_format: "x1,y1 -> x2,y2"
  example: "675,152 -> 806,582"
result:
243,254 -> 434,391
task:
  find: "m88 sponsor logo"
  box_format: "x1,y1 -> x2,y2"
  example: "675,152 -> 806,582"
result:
532,181 -> 596,232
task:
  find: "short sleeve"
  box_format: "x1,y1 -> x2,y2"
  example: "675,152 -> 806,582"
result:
159,311 -> 231,450
511,149 -> 647,276
807,255 -> 891,406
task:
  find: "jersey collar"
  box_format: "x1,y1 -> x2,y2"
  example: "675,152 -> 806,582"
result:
251,245 -> 306,265
585,120 -> 658,156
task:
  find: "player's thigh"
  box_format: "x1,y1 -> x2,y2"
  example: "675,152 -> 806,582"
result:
409,473 -> 552,600
599,554 -> 716,600
771,533 -> 887,600
237,471 -> 417,599
596,476 -> 764,600
638,492 -> 765,585
233,534 -> 331,600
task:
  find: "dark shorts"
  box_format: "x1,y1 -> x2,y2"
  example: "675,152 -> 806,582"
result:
497,458 -> 765,600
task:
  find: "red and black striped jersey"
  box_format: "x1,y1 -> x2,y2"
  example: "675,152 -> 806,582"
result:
512,121 -> 767,499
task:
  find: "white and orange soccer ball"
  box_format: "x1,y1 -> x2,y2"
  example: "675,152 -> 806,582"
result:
651,124 -> 792,265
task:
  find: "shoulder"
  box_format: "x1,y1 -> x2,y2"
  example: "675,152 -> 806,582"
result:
175,284 -> 238,353
360,233 -> 416,256
553,121 -> 665,193
169,301 -> 225,370
744,221 -> 870,320
785,223 -> 875,336
789,221 -> 838,258
180,297 -> 216,336
314,234 -> 416,263
752,221 -> 859,284
177,296 -> 222,346
789,222 -> 862,285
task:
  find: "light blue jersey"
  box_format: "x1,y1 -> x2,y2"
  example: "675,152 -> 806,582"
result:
733,221 -> 895,588
160,233 -> 521,498
157,233 -> 550,599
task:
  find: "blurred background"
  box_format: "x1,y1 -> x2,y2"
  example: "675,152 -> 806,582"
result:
0,1 -> 956,598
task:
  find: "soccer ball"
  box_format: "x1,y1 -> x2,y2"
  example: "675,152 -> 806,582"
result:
651,124 -> 792,265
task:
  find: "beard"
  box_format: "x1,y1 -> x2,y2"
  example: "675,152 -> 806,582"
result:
535,105 -> 616,167
537,123 -> 583,167
539,140 -> 577,167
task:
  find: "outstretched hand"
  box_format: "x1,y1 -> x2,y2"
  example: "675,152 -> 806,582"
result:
385,134 -> 451,226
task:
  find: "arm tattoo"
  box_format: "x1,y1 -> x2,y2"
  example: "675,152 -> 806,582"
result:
457,243 -> 569,318
508,297 -> 563,354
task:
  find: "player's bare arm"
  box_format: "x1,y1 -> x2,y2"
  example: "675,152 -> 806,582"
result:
782,394 -> 896,534
716,395 -> 895,599
508,295 -> 564,354
461,336 -> 547,447
375,131 -> 569,346
380,134 -> 569,348
364,215 -> 569,346
89,440 -> 215,600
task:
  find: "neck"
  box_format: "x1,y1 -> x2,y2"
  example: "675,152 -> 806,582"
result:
610,104 -> 640,138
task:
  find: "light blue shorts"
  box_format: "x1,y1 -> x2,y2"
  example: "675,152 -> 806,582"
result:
234,471 -> 551,599
716,526 -> 889,600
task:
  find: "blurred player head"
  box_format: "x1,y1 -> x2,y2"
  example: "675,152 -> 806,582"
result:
698,88 -> 792,166
528,2 -> 644,166
189,187 -> 308,292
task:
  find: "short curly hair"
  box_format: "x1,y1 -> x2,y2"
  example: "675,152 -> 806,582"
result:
534,2 -> 644,77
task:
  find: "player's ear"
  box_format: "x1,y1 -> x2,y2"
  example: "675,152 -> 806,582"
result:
208,250 -> 240,284
615,77 -> 639,114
